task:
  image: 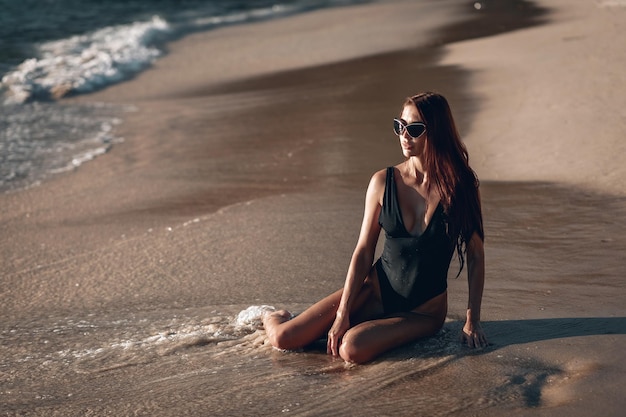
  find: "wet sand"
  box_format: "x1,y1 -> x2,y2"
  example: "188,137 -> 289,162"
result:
2,0 -> 626,416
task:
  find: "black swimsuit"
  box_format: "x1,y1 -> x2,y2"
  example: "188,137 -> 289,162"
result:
374,167 -> 455,314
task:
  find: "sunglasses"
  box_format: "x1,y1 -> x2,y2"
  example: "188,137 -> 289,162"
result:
393,118 -> 426,139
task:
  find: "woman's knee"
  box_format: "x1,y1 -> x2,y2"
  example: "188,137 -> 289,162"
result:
264,312 -> 299,350
338,314 -> 445,364
267,325 -> 296,350
338,331 -> 375,364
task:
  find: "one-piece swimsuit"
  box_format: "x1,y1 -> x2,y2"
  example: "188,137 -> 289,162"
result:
374,167 -> 455,314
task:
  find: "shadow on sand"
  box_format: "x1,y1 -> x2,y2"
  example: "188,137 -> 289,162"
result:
482,316 -> 626,348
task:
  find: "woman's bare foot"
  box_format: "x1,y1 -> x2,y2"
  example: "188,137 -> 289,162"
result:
262,310 -> 294,348
262,309 -> 293,328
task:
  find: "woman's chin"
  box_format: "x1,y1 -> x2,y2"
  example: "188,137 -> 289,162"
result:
402,148 -> 414,157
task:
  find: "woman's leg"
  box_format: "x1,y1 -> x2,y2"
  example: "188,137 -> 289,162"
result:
263,271 -> 384,351
339,292 -> 448,364
263,289 -> 342,351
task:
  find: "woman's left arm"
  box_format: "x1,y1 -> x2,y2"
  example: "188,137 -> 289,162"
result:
461,232 -> 488,348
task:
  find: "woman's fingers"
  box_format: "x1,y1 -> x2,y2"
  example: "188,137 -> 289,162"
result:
327,330 -> 342,356
460,329 -> 488,348
327,335 -> 335,356
327,316 -> 349,357
461,320 -> 488,349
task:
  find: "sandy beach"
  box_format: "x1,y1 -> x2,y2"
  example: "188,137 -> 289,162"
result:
442,0 -> 626,195
1,0 -> 625,416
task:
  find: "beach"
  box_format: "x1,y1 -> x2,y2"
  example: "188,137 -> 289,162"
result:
1,0 -> 625,416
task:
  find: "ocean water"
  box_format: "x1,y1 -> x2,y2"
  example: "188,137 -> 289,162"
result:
0,0 -> 369,193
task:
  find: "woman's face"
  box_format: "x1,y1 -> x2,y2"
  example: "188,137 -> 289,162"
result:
398,105 -> 426,158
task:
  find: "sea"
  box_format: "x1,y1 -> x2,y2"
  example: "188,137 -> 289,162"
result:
0,0 -> 369,193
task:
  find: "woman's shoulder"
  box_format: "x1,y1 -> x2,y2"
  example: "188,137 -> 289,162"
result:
370,167 -> 391,187
366,168 -> 390,203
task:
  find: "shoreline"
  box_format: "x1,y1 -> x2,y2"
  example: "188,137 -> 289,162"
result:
0,1 -> 554,313
2,0 -> 487,319
2,1 -> 626,415
3,0 -> 623,349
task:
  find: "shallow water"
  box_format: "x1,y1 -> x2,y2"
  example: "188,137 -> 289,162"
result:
0,101 -> 129,193
0,306 -> 585,416
0,0 -> 373,194
2,182 -> 625,416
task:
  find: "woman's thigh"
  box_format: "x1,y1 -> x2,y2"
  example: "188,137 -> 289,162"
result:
349,267 -> 385,324
266,266 -> 385,350
339,311 -> 444,364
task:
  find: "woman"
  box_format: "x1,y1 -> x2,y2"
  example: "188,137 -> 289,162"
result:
263,92 -> 487,364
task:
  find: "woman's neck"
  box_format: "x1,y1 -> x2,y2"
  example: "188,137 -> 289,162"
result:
404,157 -> 427,185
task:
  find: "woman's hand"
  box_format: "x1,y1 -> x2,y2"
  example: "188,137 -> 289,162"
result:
327,313 -> 350,357
464,232 -> 486,349
460,319 -> 488,348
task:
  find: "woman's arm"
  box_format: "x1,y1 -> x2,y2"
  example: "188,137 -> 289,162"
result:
327,170 -> 384,356
461,231 -> 488,347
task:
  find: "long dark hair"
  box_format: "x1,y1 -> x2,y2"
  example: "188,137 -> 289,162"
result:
404,92 -> 484,272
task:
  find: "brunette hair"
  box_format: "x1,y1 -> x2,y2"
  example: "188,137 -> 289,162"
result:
404,92 -> 484,272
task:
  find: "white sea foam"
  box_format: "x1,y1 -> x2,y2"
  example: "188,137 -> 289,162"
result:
235,305 -> 276,327
0,102 -> 128,192
190,4 -> 295,27
0,16 -> 170,103
0,1 -> 358,192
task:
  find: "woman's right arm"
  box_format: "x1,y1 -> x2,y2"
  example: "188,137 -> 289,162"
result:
327,170 -> 385,356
